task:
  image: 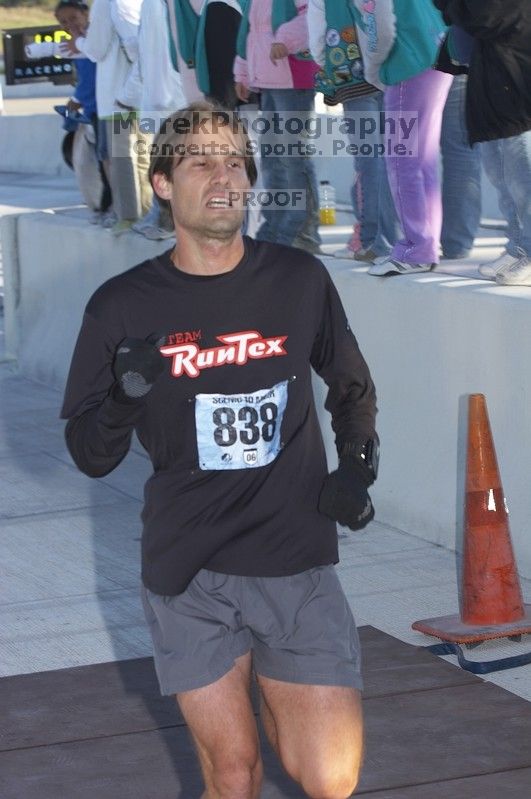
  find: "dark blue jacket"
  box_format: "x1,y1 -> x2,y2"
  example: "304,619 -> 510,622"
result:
434,0 -> 531,143
74,58 -> 97,119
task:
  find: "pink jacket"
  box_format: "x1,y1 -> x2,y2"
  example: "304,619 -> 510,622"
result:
233,0 -> 317,90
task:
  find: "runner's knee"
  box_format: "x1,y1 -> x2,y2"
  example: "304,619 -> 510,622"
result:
210,753 -> 263,799
301,766 -> 360,799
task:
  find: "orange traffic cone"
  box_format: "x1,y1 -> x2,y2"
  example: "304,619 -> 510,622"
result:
412,394 -> 531,644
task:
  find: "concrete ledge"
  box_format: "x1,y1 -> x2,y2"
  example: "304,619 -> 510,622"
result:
1,82 -> 70,100
2,210 -> 170,386
0,213 -> 20,360
3,211 -> 530,578
314,257 -> 531,579
0,113 -> 71,176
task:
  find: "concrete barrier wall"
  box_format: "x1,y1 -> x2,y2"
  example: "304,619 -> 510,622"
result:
0,110 -> 350,186
313,262 -> 531,581
0,113 -> 71,176
3,210 -> 531,578
1,211 -> 170,384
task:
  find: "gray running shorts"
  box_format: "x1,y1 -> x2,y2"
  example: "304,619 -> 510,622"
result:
141,565 -> 363,695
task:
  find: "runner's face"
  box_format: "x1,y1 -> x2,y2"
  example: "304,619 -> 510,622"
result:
164,126 -> 250,240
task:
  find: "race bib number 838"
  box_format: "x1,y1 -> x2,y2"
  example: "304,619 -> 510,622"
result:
195,381 -> 288,470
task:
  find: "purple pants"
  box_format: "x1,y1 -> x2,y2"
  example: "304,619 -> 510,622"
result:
385,69 -> 453,264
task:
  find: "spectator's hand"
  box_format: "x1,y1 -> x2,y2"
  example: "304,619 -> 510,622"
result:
62,38 -> 80,55
270,42 -> 289,64
112,335 -> 166,401
235,82 -> 250,103
318,454 -> 374,531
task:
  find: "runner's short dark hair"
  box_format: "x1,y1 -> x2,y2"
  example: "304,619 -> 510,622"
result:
55,0 -> 89,12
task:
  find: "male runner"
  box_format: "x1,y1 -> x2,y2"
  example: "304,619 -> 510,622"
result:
62,101 -> 379,799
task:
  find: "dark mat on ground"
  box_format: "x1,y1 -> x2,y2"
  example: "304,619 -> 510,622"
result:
357,768 -> 531,799
1,626 -> 530,798
357,681 -> 531,793
0,626 -> 478,751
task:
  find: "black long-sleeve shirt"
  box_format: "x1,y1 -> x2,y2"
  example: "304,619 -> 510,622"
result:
61,238 -> 377,595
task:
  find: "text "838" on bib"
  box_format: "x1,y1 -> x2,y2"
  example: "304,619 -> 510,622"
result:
195,381 -> 288,470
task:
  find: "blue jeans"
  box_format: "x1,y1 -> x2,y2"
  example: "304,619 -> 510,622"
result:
481,131 -> 531,257
256,89 -> 321,252
440,76 -> 482,258
343,93 -> 399,256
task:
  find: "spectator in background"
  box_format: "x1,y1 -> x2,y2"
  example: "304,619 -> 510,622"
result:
54,0 -> 112,223
197,0 -> 243,108
166,0 -> 205,103
440,75 -> 482,260
137,1 -> 243,238
65,0 -> 152,234
165,1 -> 245,107
351,0 -> 452,276
130,0 -> 187,240
308,0 -> 398,263
131,0 -> 205,239
25,0 -> 113,221
234,0 -> 322,254
434,0 -> 531,286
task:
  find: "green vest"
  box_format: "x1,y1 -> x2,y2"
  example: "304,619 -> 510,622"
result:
168,0 -> 199,72
314,0 -> 371,99
168,1 -> 245,96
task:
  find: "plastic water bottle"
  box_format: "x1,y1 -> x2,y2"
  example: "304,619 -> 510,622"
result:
319,180 -> 336,225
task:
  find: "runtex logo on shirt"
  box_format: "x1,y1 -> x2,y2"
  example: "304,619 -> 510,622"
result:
160,330 -> 288,378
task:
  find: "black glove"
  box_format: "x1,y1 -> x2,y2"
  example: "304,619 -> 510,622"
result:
318,452 -> 375,531
112,334 -> 166,401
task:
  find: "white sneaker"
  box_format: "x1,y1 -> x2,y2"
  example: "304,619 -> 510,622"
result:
478,251 -> 520,278
495,255 -> 531,286
367,258 -> 434,276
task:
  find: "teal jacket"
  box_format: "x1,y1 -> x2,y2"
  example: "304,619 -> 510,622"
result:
167,1 -> 244,95
351,0 -> 447,88
312,0 -> 375,103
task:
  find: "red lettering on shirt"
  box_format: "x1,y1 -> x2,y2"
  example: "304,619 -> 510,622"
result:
167,330 -> 202,345
160,330 -> 288,378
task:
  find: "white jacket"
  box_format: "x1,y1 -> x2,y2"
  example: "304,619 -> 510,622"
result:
307,0 -> 326,68
76,0 -> 143,117
135,0 -> 186,120
111,0 -> 142,64
113,0 -> 144,107
165,0 -> 204,103
351,0 -> 395,90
